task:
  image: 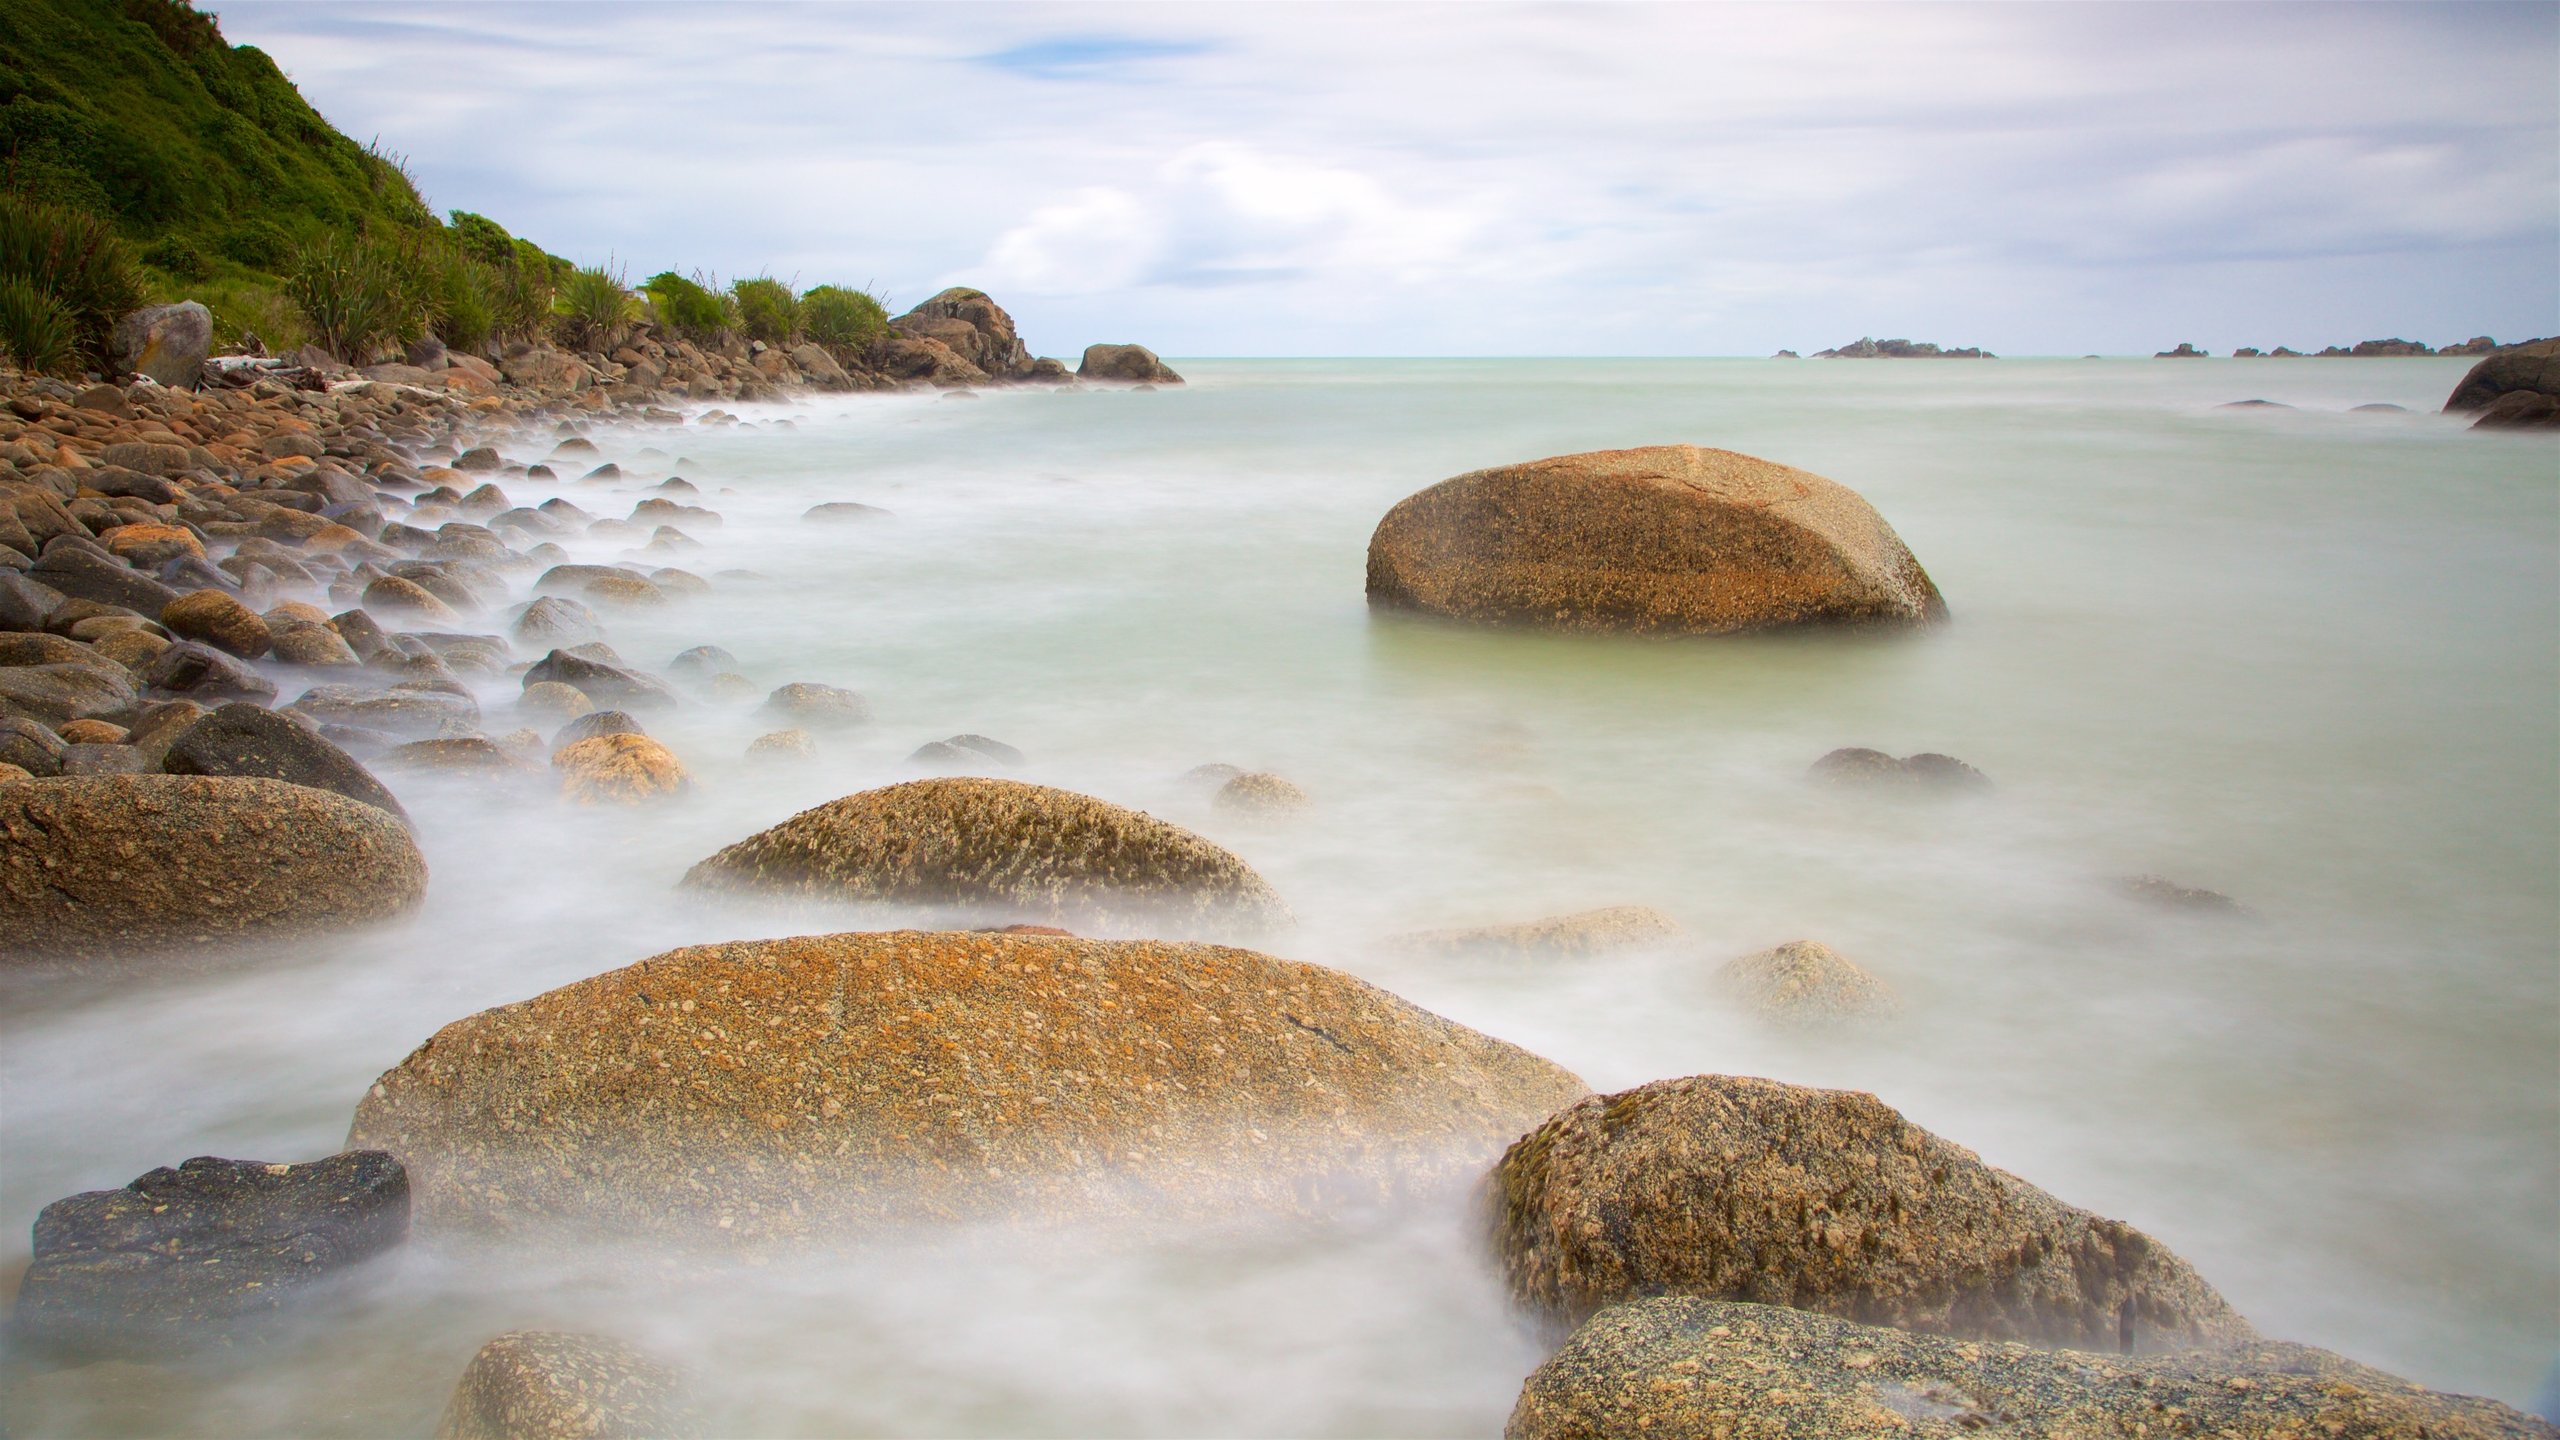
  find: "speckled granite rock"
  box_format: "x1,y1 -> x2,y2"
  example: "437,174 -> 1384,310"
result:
681,777 -> 1290,936
553,733 -> 689,803
10,1151 -> 409,1358
1490,1075 -> 2249,1351
1713,939 -> 1896,1022
349,929 -> 1588,1243
160,702 -> 408,824
1506,1297 -> 2554,1440
434,1331 -> 698,1440
1387,905 -> 1682,959
0,775 -> 427,959
1212,770 -> 1309,817
1367,446 -> 1945,634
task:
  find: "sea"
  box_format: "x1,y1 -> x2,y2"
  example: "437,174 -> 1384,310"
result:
2,356 -> 2553,1434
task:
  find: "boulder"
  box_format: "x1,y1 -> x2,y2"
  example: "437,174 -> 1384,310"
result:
802,501 -> 891,523
890,287 -> 1032,379
349,929 -> 1588,1241
1506,1297 -> 2552,1440
1078,343 -> 1185,384
362,575 -> 463,624
379,737 -> 528,775
1713,939 -> 1896,1022
525,649 -> 678,711
109,302 -> 214,388
161,590 -> 272,660
60,742 -> 149,776
1387,905 -> 1680,959
517,681 -> 594,725
2443,337 -> 2560,413
1809,748 -> 1990,790
680,777 -> 1290,935
159,702 -> 401,819
552,733 -> 689,804
2118,875 -> 2247,915
0,633 -> 98,668
1212,770 -> 1310,817
511,595 -> 603,649
31,546 -> 184,616
286,683 -> 480,740
747,728 -> 815,762
2472,390 -> 2560,429
0,715 -> 69,776
433,1331 -> 698,1440
0,662 -> 138,728
269,623 -> 361,667
552,709 -> 643,748
11,1152 -> 408,1358
0,775 -> 428,959
1,570 -> 61,631
140,641 -> 277,705
1489,1074 -> 2250,1350
1366,446 -> 1945,634
867,334 -> 988,387
907,733 -> 1023,768
759,680 -> 868,730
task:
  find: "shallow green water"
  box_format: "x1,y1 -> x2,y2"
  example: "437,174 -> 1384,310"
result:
3,358 -> 2552,1433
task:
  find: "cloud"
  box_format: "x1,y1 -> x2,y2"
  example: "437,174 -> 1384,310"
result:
975,35 -> 1216,79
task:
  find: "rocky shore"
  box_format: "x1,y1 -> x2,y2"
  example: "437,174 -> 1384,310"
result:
1,328 -> 2551,1436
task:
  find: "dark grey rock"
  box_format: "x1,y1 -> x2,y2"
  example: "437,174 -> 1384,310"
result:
524,649 -> 678,711
162,702 -> 408,823
0,571 -> 60,632
59,742 -> 151,775
11,1151 -> 409,1358
1809,747 -> 1990,790
109,301 -> 212,389
0,662 -> 141,728
0,715 -> 69,775
512,596 -> 601,649
141,642 -> 278,705
666,644 -> 737,682
287,683 -> 480,740
31,547 -> 183,616
911,734 -> 1023,766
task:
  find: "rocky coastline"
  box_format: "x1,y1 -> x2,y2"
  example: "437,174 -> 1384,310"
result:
1,314 -> 2553,1435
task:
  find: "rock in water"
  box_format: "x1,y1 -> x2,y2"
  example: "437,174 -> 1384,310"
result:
110,301 -> 213,388
1809,747 -> 1991,790
1212,770 -> 1309,817
349,930 -> 1588,1242
1386,905 -> 1681,959
160,702 -> 409,824
681,777 -> 1290,936
2444,337 -> 2559,413
1489,1074 -> 2249,1350
1506,1297 -> 2554,1440
1713,939 -> 1896,1022
434,1331 -> 699,1440
1366,446 -> 1945,634
552,733 -> 689,803
0,775 -> 427,959
890,287 -> 1033,379
1078,343 -> 1185,384
11,1151 -> 409,1358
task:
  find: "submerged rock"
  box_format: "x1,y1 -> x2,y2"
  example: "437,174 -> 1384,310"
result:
1366,446 -> 1945,634
1506,1297 -> 2552,1440
552,733 -> 689,804
1713,939 -> 1896,1023
1387,905 -> 1681,959
1489,1074 -> 2250,1350
349,929 -> 1588,1241
760,680 -> 868,730
435,1331 -> 699,1440
1212,770 -> 1310,818
10,1151 -> 408,1358
523,649 -> 678,711
1809,747 -> 1990,790
1078,343 -> 1185,384
908,733 -> 1023,767
2118,874 -> 2248,915
680,777 -> 1289,935
0,775 -> 427,959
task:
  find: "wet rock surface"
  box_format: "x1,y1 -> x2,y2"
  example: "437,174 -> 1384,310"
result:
1367,446 -> 1945,634
0,774 -> 428,959
1506,1297 -> 2555,1440
434,1330 -> 699,1440
1489,1074 -> 2250,1350
1714,939 -> 1897,1022
1811,747 -> 1992,789
350,929 -> 1589,1242
681,777 -> 1290,935
158,702 -> 409,822
11,1151 -> 409,1358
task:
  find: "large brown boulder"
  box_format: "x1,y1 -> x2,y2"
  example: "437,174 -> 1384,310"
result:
1506,1297 -> 2553,1440
1366,446 -> 1945,634
349,929 -> 1589,1242
0,775 -> 427,959
1078,343 -> 1184,384
2444,337 -> 2559,412
435,1331 -> 698,1440
890,287 -> 1031,380
865,334 -> 989,388
1489,1075 -> 2250,1352
681,777 -> 1289,936
110,302 -> 212,388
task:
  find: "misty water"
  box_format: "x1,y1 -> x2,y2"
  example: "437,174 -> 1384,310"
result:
2,358 -> 2554,1434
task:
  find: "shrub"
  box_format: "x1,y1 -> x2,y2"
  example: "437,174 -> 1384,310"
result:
489,248 -> 555,343
140,232 -> 209,280
0,192 -> 145,369
801,284 -> 888,350
214,217 -> 294,270
283,233 -> 417,363
641,270 -> 732,341
448,209 -> 516,269
426,256 -> 497,352
0,275 -> 78,375
731,275 -> 798,345
553,262 -> 635,352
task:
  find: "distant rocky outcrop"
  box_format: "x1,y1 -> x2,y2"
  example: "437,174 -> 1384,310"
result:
1366,446 -> 1945,635
2155,343 -> 2209,358
2444,337 -> 2559,429
1079,343 -> 1185,384
1811,338 -> 1991,359
889,287 -> 1033,381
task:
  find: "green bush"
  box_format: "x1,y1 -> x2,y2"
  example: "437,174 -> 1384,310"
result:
801,284 -> 888,350
213,217 -> 293,268
283,232 -> 417,363
641,270 -> 732,341
489,248 -> 554,343
139,232 -> 208,280
195,274 -> 306,355
447,209 -> 514,268
0,274 -> 78,375
552,262 -> 634,352
425,254 -> 496,352
731,275 -> 798,345
0,192 -> 145,369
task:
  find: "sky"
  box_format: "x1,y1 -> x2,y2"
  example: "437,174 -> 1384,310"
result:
203,1 -> 2558,359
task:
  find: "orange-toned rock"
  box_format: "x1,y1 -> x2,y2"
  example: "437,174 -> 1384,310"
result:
551,733 -> 688,804
1366,446 -> 1945,634
348,930 -> 1588,1242
433,1331 -> 696,1440
102,524 -> 203,567
55,719 -> 127,745
1713,938 -> 1895,1023
161,589 -> 272,660
362,576 -> 461,624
